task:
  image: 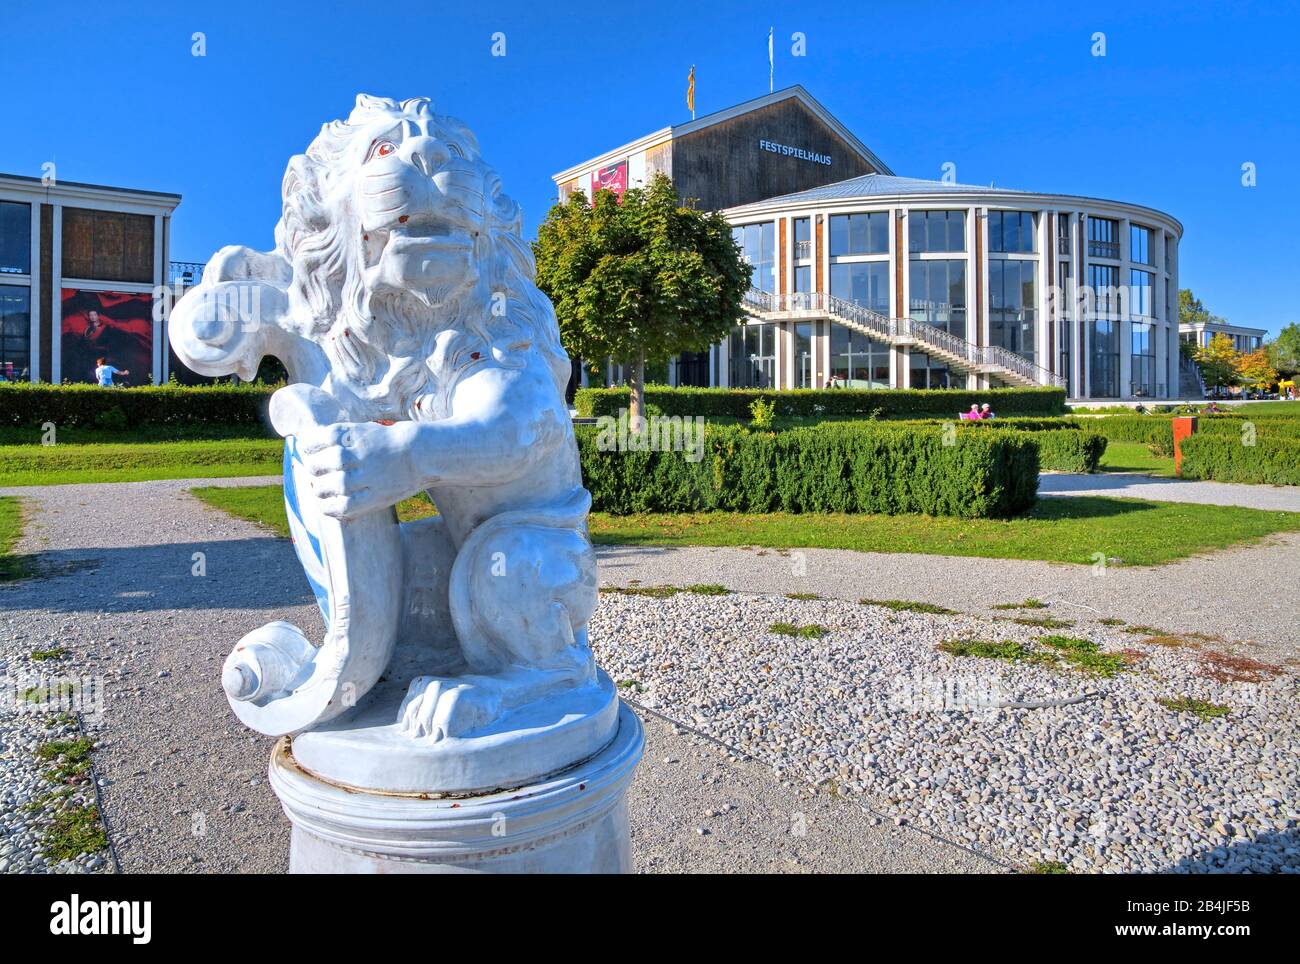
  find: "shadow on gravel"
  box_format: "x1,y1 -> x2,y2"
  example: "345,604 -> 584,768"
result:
1165,827 -> 1300,873
0,537 -> 315,614
1039,474 -> 1195,495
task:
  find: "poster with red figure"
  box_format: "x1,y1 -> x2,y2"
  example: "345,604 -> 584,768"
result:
590,160 -> 628,200
60,289 -> 154,385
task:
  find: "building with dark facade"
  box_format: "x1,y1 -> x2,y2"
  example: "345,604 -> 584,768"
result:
553,86 -> 1184,401
0,173 -> 182,385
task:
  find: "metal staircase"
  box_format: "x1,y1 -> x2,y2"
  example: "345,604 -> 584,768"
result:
741,288 -> 1065,388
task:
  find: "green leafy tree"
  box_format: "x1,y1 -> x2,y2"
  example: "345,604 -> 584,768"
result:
533,173 -> 749,423
1266,322 -> 1300,377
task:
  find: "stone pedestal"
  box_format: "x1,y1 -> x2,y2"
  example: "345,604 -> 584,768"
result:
268,702 -> 643,873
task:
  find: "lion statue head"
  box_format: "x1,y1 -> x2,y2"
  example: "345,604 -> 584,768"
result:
175,95 -> 570,422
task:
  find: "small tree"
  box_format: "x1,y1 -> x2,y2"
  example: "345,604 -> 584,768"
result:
1195,332 -> 1241,391
1235,348 -> 1278,392
533,173 -> 749,423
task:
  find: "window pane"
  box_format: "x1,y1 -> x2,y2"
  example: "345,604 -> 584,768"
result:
0,285 -> 32,376
830,215 -> 849,257
0,203 -> 32,276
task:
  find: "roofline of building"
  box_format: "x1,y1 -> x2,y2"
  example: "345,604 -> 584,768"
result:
550,85 -> 895,185
0,172 -> 182,206
1179,321 -> 1268,337
725,184 -> 1183,237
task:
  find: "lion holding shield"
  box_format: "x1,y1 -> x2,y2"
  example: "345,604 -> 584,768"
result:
171,96 -> 608,775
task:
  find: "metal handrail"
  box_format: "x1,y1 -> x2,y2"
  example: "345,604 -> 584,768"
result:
742,286 -> 1066,387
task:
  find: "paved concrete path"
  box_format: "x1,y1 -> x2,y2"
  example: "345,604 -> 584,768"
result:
1041,472 -> 1300,512
0,478 -> 997,874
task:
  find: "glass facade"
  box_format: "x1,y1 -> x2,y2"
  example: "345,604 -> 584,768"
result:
1089,319 -> 1120,397
909,351 -> 959,389
1130,224 -> 1153,265
830,261 -> 890,314
794,264 -> 811,293
1129,268 -> 1152,317
0,285 -> 31,379
908,210 -> 965,252
989,259 -> 1037,360
989,211 -> 1036,253
829,323 -> 889,388
0,202 -> 31,276
794,216 -> 812,262
1087,216 -> 1119,259
830,212 -> 889,256
794,322 -> 815,388
908,259 -> 966,337
1130,321 -> 1155,397
728,322 -> 777,388
733,222 -> 775,293
1089,264 -> 1120,318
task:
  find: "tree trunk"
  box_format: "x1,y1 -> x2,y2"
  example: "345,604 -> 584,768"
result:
627,349 -> 646,431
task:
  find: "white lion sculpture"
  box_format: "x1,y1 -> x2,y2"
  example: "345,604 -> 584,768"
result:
170,96 -> 607,776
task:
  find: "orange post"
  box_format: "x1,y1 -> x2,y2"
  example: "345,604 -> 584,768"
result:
1172,416 -> 1197,476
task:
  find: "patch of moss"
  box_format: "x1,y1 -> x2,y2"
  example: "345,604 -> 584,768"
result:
769,622 -> 828,639
785,592 -> 821,601
938,638 -> 1057,666
1096,617 -> 1126,627
1037,635 -> 1128,677
602,585 -> 681,599
31,647 -> 66,661
686,583 -> 730,596
42,804 -> 107,862
991,598 -> 1049,610
1027,860 -> 1070,874
860,599 -> 957,615
1157,696 -> 1231,722
37,736 -> 95,783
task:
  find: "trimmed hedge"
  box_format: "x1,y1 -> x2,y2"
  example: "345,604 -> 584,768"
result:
0,383 -> 275,429
1029,430 -> 1107,473
1069,416 -> 1176,455
1179,436 -> 1300,486
574,386 -> 1067,419
577,422 -> 1038,518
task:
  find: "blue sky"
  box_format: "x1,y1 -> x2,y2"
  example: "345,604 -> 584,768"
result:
2,0 -> 1295,336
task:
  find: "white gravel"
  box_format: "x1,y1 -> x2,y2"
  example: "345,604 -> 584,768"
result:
590,589 -> 1300,873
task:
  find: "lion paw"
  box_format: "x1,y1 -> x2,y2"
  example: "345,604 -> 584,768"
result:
398,676 -> 500,741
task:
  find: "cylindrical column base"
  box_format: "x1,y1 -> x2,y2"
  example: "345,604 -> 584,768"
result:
269,702 -> 644,874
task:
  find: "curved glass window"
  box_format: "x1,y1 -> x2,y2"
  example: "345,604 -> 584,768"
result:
908,259 -> 966,338
830,213 -> 889,256
989,211 -> 1036,253
989,259 -> 1037,360
829,323 -> 890,389
728,322 -> 777,388
830,261 -> 890,314
732,222 -> 775,293
908,210 -> 965,253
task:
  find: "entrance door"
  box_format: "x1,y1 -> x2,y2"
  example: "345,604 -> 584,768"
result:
795,322 -> 814,389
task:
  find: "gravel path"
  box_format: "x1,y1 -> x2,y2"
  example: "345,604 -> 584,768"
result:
0,478 -> 991,874
593,590 -> 1300,873
1041,472 -> 1300,512
598,539 -> 1300,664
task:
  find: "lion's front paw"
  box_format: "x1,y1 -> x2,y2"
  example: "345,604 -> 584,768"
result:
398,676 -> 500,741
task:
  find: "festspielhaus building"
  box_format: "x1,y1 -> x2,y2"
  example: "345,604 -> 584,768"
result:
553,86 -> 1185,400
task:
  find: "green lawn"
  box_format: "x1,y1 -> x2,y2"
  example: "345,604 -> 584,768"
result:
1098,441 -> 1176,477
191,484 -> 1300,567
0,496 -> 29,581
0,439 -> 282,486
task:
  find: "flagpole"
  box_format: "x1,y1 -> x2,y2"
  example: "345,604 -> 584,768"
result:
759,26 -> 769,92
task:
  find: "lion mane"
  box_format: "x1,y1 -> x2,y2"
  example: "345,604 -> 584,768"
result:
270,94 -> 570,422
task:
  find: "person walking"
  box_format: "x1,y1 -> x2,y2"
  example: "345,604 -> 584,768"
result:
94,357 -> 128,387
